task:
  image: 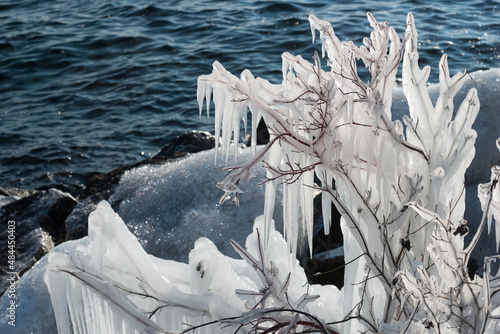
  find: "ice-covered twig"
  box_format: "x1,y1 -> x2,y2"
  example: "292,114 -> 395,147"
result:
227,229 -> 336,333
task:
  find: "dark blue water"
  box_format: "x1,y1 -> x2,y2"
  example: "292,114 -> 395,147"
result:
1,0 -> 499,196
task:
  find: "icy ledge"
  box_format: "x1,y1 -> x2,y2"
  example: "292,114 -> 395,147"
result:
44,200 -> 342,333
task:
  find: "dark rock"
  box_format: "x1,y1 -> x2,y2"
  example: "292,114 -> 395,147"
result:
306,246 -> 345,289
468,257 -> 480,280
157,131 -> 216,156
0,186 -> 39,208
65,131 -> 216,241
0,189 -> 77,294
246,118 -> 270,146
65,199 -> 98,241
312,195 -> 344,249
302,192 -> 344,289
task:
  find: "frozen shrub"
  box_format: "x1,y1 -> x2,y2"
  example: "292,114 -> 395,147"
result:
198,12 -> 500,333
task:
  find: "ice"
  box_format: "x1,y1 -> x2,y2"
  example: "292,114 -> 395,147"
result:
195,10 -> 500,331
0,241 -> 80,333
45,201 -> 238,333
110,145 -> 283,262
4,68 -> 498,332
392,68 -> 500,185
0,194 -> 19,207
41,201 -> 341,333
391,68 -> 500,260
4,58 -> 499,333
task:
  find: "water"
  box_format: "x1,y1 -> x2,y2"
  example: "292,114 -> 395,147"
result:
1,0 -> 499,197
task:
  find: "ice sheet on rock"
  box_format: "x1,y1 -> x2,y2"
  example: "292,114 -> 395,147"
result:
0,194 -> 20,207
110,145 -> 283,262
0,240 -> 80,333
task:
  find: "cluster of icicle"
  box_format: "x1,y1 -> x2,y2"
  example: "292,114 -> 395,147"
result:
197,12 -> 500,333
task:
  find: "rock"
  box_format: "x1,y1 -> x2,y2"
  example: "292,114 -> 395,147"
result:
246,118 -> 270,146
65,131 -> 217,241
0,189 -> 77,294
64,199 -> 98,241
306,246 -> 345,289
157,131 -> 216,156
302,192 -> 344,289
0,186 -> 39,209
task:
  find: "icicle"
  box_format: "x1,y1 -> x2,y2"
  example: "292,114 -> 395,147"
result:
302,157 -> 315,257
222,98 -> 234,164
310,19 -> 316,44
290,180 -> 299,257
282,180 -> 289,242
263,140 -> 282,247
322,179 -> 332,235
282,53 -> 290,91
232,103 -> 242,162
250,108 -> 260,155
197,76 -> 207,118
212,82 -> 225,163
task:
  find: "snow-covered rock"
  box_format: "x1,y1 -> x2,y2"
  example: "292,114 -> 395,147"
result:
109,144 -> 283,262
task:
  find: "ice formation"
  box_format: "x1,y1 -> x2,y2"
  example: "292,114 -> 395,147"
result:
197,12 -> 500,333
44,201 -> 342,333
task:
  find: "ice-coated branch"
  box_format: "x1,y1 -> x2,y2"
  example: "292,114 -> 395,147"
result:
45,201 -> 249,334
225,229 -> 339,333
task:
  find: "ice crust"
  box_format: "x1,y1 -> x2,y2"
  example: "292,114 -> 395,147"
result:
0,241 -> 81,333
110,145 -> 283,262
